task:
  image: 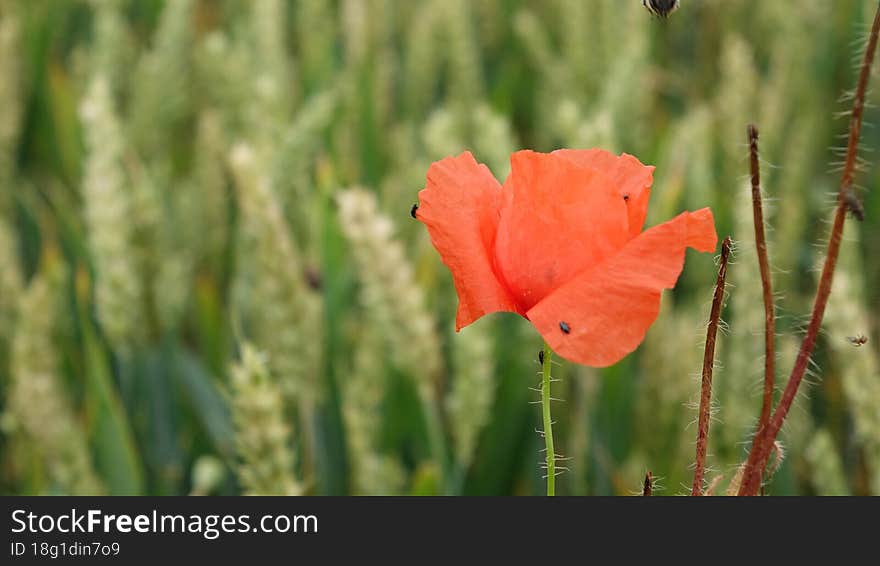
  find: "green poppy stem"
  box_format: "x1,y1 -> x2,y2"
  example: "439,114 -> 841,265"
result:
541,342 -> 556,496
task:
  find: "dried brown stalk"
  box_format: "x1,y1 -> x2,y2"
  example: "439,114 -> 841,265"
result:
692,236 -> 732,496
747,124 -> 776,453
738,1 -> 880,496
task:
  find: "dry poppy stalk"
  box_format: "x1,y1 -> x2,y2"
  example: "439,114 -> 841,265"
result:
736,1 -> 880,496
692,236 -> 731,496
747,124 -> 777,442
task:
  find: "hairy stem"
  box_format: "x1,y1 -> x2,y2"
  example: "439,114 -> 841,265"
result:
748,124 -> 776,450
738,1 -> 880,496
692,237 -> 731,496
541,343 -> 556,496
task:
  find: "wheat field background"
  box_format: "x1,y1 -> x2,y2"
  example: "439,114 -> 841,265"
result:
0,0 -> 878,496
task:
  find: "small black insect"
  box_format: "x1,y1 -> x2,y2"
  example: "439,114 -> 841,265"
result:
559,321 -> 571,334
623,193 -> 630,202
538,350 -> 544,364
844,190 -> 865,222
642,0 -> 680,18
410,203 -> 419,219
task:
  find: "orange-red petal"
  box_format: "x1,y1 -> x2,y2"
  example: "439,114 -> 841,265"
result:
526,208 -> 717,367
494,150 -> 631,312
552,149 -> 655,237
418,152 -> 519,330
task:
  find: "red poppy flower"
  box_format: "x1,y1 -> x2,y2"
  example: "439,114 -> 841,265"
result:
416,149 -> 717,367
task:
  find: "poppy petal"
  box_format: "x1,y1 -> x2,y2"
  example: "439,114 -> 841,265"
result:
418,152 -> 519,330
526,208 -> 717,367
553,149 -> 655,237
495,150 -> 631,312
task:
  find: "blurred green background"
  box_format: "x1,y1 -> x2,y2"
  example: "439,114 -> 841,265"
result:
1,0 -> 878,496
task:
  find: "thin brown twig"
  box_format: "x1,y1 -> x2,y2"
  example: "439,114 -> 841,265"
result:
738,1 -> 880,496
747,124 -> 776,454
692,236 -> 731,496
643,471 -> 653,496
